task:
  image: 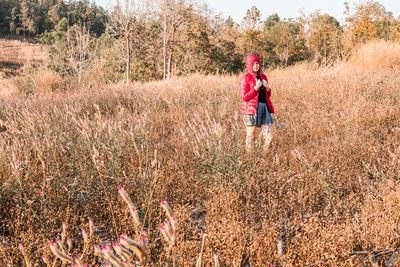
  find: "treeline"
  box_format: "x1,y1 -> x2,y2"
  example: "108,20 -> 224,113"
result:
0,0 -> 107,37
1,0 -> 400,83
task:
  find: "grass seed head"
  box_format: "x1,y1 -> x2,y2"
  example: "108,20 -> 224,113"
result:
160,224 -> 174,247
61,231 -> 66,242
82,228 -> 89,243
94,244 -> 104,257
214,254 -> 220,267
129,206 -> 141,226
118,186 -> 134,209
49,240 -> 74,263
170,217 -> 178,234
18,244 -> 32,267
41,255 -> 49,265
67,237 -> 72,250
164,219 -> 173,237
113,242 -> 132,262
56,238 -> 67,253
119,234 -> 147,264
88,217 -> 94,237
62,222 -> 67,234
160,201 -> 175,219
140,237 -> 148,248
73,254 -> 84,267
102,245 -> 125,267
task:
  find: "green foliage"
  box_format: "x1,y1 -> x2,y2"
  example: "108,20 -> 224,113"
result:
41,18 -> 68,73
54,17 -> 68,33
306,12 -> 342,65
264,13 -> 280,30
0,0 -> 106,38
264,20 -> 308,66
2,0 -> 400,83
211,40 -> 243,74
96,33 -> 125,83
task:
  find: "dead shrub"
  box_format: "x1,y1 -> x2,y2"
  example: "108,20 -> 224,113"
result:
31,69 -> 64,94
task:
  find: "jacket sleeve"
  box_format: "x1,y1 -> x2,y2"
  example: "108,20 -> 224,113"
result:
266,88 -> 271,97
240,75 -> 257,102
262,73 -> 274,113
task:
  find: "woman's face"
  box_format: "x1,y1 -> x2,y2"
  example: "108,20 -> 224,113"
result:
252,62 -> 260,73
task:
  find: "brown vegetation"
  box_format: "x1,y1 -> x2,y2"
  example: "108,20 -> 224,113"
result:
0,41 -> 400,265
0,39 -> 48,97
348,40 -> 400,71
0,39 -> 46,76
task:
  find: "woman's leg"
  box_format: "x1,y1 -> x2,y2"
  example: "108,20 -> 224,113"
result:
260,125 -> 273,151
246,126 -> 257,152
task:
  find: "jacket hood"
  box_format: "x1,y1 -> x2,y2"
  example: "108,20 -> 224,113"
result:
245,54 -> 261,76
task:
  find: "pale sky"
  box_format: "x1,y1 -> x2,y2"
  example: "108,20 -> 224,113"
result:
94,0 -> 400,24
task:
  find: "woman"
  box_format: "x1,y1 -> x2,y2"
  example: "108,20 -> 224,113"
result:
240,54 -> 275,152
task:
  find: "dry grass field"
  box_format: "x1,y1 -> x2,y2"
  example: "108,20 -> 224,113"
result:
0,39 -> 47,98
0,40 -> 400,266
0,39 -> 46,76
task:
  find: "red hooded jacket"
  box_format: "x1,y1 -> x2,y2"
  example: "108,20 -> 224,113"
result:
240,55 -> 274,115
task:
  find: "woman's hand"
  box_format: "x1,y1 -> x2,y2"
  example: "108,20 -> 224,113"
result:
262,80 -> 271,91
255,79 -> 263,91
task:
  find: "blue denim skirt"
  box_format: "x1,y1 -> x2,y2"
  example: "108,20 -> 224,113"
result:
243,102 -> 274,127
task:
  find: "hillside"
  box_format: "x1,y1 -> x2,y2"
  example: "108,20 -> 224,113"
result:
0,39 -> 46,78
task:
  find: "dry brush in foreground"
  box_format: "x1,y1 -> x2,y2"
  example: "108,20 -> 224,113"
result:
1,48 -> 400,265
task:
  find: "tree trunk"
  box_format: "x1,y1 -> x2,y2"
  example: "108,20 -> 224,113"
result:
167,49 -> 172,79
167,27 -> 176,79
78,50 -> 82,88
285,47 -> 289,66
126,36 -> 130,83
163,15 -> 168,80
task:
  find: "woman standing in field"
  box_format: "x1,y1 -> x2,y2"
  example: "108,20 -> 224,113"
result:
240,54 -> 275,152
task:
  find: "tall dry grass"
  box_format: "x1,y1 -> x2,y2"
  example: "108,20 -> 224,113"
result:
0,41 -> 400,265
0,39 -> 46,65
348,40 -> 400,71
0,77 -> 19,98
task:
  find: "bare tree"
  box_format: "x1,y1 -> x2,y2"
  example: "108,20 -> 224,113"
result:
65,23 -> 97,88
159,0 -> 186,79
107,0 -> 151,83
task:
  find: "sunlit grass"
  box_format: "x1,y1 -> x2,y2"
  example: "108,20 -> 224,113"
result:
0,41 -> 400,265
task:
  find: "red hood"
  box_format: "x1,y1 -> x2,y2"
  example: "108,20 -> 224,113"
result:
245,54 -> 261,77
